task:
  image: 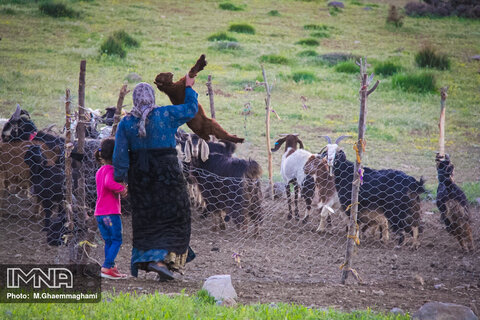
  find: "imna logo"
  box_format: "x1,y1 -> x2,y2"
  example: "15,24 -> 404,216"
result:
6,267 -> 73,289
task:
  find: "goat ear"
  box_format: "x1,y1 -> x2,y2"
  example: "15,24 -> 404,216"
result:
11,104 -> 21,121
183,139 -> 192,163
200,139 -> 210,162
297,138 -> 304,149
271,137 -> 286,152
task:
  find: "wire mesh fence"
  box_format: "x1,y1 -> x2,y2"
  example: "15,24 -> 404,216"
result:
0,118 -> 478,286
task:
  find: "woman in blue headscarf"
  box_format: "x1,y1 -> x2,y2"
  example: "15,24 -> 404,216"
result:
113,74 -> 197,281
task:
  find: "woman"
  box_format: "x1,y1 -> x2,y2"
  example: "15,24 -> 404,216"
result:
113,75 -> 197,281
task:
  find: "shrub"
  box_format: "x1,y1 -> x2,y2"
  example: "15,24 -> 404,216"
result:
259,54 -> 289,65
303,24 -> 329,30
292,71 -> 316,83
297,50 -> 318,57
386,5 -> 404,27
334,61 -> 359,73
392,72 -> 436,93
268,10 -> 280,16
39,1 -> 79,18
311,31 -> 330,38
219,2 -> 243,11
295,38 -> 319,46
228,23 -> 255,34
415,45 -> 450,70
374,61 -> 402,76
207,32 -> 237,42
113,30 -> 139,48
100,36 -> 126,58
0,7 -> 16,14
329,6 -> 341,16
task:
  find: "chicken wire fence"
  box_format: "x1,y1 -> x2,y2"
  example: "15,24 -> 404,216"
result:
0,138 -> 478,285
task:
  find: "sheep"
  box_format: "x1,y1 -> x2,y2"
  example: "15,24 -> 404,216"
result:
183,135 -> 263,234
154,54 -> 244,144
435,154 -> 474,252
327,145 -> 424,249
271,134 -> 315,222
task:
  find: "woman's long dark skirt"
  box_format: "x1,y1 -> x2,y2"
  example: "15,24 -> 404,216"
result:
128,148 -> 192,276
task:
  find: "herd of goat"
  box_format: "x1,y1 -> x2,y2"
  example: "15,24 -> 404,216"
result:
0,105 -> 475,253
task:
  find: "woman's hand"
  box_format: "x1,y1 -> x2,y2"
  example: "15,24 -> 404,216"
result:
185,73 -> 195,88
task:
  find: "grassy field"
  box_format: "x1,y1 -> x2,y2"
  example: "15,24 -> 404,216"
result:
0,0 -> 479,190
0,290 -> 410,320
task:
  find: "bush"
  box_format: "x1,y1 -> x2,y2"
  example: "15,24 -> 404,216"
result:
228,23 -> 255,34
0,7 -> 16,14
207,32 -> 237,42
39,1 -> 79,18
374,61 -> 402,76
267,10 -> 280,16
415,45 -> 450,70
310,31 -> 330,38
297,50 -> 318,57
303,24 -> 329,30
113,30 -> 139,48
100,36 -> 126,58
392,72 -> 436,93
329,6 -> 341,16
386,5 -> 404,27
292,71 -> 316,83
295,38 -> 319,46
318,52 -> 358,65
259,54 -> 289,65
334,61 -> 359,73
219,2 -> 243,11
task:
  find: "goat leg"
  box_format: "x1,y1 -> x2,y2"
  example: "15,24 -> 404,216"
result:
294,183 -> 300,221
286,183 -> 292,220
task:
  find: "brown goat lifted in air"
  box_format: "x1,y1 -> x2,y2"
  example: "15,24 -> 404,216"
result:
154,54 -> 244,144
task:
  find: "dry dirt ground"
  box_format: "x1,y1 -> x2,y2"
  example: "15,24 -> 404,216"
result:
0,195 -> 479,314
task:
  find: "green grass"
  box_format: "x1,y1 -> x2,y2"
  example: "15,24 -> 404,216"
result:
112,30 -> 139,48
303,23 -> 329,30
259,54 -> 289,65
0,291 -> 410,319
392,72 -> 436,93
207,32 -> 237,42
228,23 -> 255,34
334,61 -> 359,73
99,36 -> 126,58
374,61 -> 402,77
415,45 -> 450,70
267,9 -> 280,16
292,70 -> 317,83
0,0 -> 479,186
295,38 -> 319,46
219,2 -> 244,11
39,1 -> 79,18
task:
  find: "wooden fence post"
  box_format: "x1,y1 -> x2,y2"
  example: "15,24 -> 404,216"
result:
111,84 -> 129,137
205,75 -> 216,119
64,89 -> 75,262
438,87 -> 448,159
341,58 -> 379,284
261,65 -> 274,199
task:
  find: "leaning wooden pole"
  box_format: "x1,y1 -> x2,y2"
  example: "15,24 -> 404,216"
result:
261,65 -> 274,199
64,89 -> 75,263
341,58 -> 379,284
111,84 -> 129,137
438,87 -> 448,159
205,75 -> 216,119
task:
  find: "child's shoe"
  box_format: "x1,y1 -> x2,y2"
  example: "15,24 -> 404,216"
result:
101,267 -> 127,279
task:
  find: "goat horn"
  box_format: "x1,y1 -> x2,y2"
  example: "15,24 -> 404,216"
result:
319,135 -> 332,144
12,104 -> 21,121
318,146 -> 327,156
278,133 -> 288,137
335,135 -> 351,145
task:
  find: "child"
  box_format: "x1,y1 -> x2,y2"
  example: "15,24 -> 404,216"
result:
94,138 -> 128,279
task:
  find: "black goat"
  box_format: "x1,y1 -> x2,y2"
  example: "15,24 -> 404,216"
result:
436,154 -> 474,252
184,135 -> 263,234
24,145 -> 66,246
332,150 -> 425,249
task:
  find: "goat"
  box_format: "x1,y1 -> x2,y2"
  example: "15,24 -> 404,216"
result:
24,145 -> 67,246
327,142 -> 424,249
154,54 -> 244,144
436,154 -> 474,252
183,135 -> 263,234
271,134 -> 315,222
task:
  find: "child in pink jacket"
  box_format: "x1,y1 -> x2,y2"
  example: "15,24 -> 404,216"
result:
95,138 -> 128,279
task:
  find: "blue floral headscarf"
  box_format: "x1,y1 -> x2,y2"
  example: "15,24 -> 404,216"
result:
131,82 -> 157,137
